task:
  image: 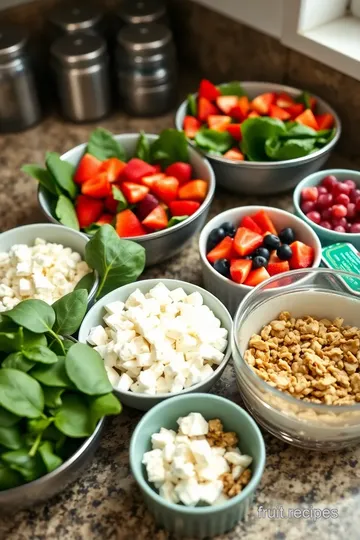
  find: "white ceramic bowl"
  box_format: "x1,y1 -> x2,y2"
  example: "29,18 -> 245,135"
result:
0,224 -> 98,306
199,206 -> 322,316
78,279 -> 233,411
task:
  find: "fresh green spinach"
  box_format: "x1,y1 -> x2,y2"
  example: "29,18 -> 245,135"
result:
0,369 -> 44,418
241,117 -> 287,161
150,129 -> 189,167
135,132 -> 150,162
46,152 -> 76,199
21,165 -> 59,196
52,289 -> 88,336
55,195 -> 80,231
65,343 -> 112,396
167,215 -> 189,227
54,393 -> 93,438
112,185 -> 128,212
87,128 -> 126,161
187,94 -> 197,116
195,129 -> 233,153
218,81 -> 246,96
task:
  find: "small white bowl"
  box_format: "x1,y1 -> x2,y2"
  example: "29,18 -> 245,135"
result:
199,206 -> 322,316
78,279 -> 232,411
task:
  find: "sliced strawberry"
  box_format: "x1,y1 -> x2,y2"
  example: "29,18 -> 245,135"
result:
142,205 -> 168,230
269,104 -> 291,121
223,148 -> 244,161
76,195 -> 103,228
198,79 -> 221,101
315,113 -> 335,130
251,210 -> 277,235
141,173 -> 166,188
81,172 -> 111,198
178,180 -> 208,202
198,97 -> 218,122
269,251 -> 281,263
267,260 -> 290,276
309,96 -> 317,110
240,216 -> 262,235
225,124 -> 242,141
238,96 -> 250,118
276,92 -> 295,108
251,92 -> 275,115
100,158 -> 126,183
122,158 -> 156,183
230,259 -> 252,284
244,267 -> 271,287
289,241 -> 314,269
295,109 -> 318,130
233,227 -> 263,257
169,200 -> 200,216
74,153 -> 102,185
208,115 -> 232,131
122,182 -> 149,204
216,95 -> 239,114
285,103 -> 304,119
95,213 -> 114,226
152,176 -> 179,204
184,115 -> 201,138
115,209 -> 146,237
153,164 -> 162,174
248,111 -> 260,118
165,162 -> 192,185
207,236 -> 233,264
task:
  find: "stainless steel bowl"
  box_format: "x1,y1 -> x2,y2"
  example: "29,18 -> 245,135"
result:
175,81 -> 341,195
38,133 -> 215,267
0,418 -> 105,513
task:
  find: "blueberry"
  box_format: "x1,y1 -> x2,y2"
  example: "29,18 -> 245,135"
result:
279,227 -> 295,245
206,227 -> 227,252
252,247 -> 270,260
263,234 -> 281,250
220,222 -> 236,238
213,258 -> 230,277
277,244 -> 293,261
252,256 -> 268,269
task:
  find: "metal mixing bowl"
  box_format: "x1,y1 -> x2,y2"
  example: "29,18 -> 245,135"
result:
175,82 -> 341,195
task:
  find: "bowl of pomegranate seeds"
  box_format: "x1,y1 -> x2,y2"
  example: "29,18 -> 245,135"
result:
293,169 -> 360,249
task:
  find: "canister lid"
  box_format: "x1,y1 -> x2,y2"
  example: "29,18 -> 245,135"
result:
48,3 -> 102,33
0,24 -> 26,61
117,23 -> 172,53
51,33 -> 106,66
117,0 -> 166,25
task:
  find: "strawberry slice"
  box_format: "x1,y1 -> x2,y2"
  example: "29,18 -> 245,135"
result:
184,115 -> 201,138
141,173 -> 166,188
240,216 -> 262,235
251,210 -> 277,235
76,195 -> 103,228
225,124 -> 242,141
81,172 -> 111,198
152,176 -> 179,204
269,104 -> 291,121
315,113 -> 334,130
116,209 -> 146,237
216,95 -> 239,115
142,205 -> 168,230
223,148 -> 244,161
95,213 -> 114,226
74,153 -> 102,185
100,158 -> 126,183
295,109 -> 318,130
207,237 -> 233,263
289,241 -> 314,269
267,260 -> 290,276
122,182 -> 149,204
244,267 -> 271,287
251,92 -> 275,115
165,162 -> 192,185
233,227 -> 263,257
276,92 -> 295,108
248,111 -> 260,118
198,79 -> 221,101
122,158 -> 156,183
198,97 -> 218,122
208,115 -> 232,131
169,200 -> 200,216
178,180 -> 208,202
285,103 -> 304,119
230,259 -> 252,284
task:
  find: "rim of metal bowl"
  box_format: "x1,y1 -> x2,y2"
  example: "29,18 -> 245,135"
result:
175,81 -> 341,168
38,133 -> 216,241
232,267 -> 360,414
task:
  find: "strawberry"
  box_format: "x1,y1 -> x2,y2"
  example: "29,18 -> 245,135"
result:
81,172 -> 111,198
74,153 -> 102,185
223,148 -> 244,161
100,158 -> 126,183
244,267 -> 271,287
233,227 -> 263,257
247,111 -> 260,118
285,103 -> 304,119
267,260 -> 290,276
295,109 -> 318,130
230,259 -> 252,284
207,115 -> 232,131
198,97 -> 218,122
216,95 -> 239,115
289,241 -> 314,269
122,158 -> 156,183
269,104 -> 291,121
169,200 -> 200,216
178,180 -> 208,202
276,92 -> 295,108
142,205 -> 168,230
141,173 -> 166,188
315,113 -> 334,130
225,124 -> 242,141
95,213 -> 114,226
165,162 -> 192,185
76,195 -> 103,228
207,237 -> 233,263
121,182 -> 149,204
251,210 -> 277,235
152,176 -> 179,204
184,116 -> 201,138
198,79 -> 221,101
251,92 -> 275,115
115,209 -> 146,237
104,191 -> 119,213
240,216 -> 262,235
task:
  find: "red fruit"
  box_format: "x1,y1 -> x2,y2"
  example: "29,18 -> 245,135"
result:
306,211 -> 321,224
285,103 -> 304,118
225,124 -> 242,141
96,213 -> 114,225
136,194 -> 160,221
153,176 -> 179,204
333,182 -> 351,197
301,201 -> 316,214
165,162 -> 192,185
356,198 -> 360,212
315,113 -> 335,130
153,164 -> 162,174
74,153 -> 102,185
178,180 -> 207,202
169,200 -> 200,216
301,186 -> 318,202
216,96 -> 239,115
100,158 -> 126,183
76,195 -> 103,228
289,241 -> 314,269
276,92 -> 295,108
208,115 -> 232,131
198,97 -> 218,122
199,79 -> 221,101
332,217 -> 347,229
332,205 -> 347,219
351,189 -> 360,203
334,225 -> 346,233
248,111 -> 260,119
230,259 -> 252,284
317,186 -> 328,195
321,208 -> 332,221
251,210 -> 277,235
207,237 -> 233,264
81,172 -> 111,198
321,175 -> 338,190
319,221 -> 332,230
267,260 -> 290,276
317,193 -> 333,209
142,205 -> 168,230
240,216 -> 262,235
244,267 -> 271,287
350,223 -> 360,233
335,193 -> 350,206
122,158 -> 156,183
184,116 -> 201,138
115,209 -> 146,237
122,182 -> 149,204
141,173 -> 166,189
347,203 -> 357,220
295,109 -> 318,130
343,179 -> 357,191
251,92 -> 275,115
104,192 -> 119,213
233,227 -> 263,257
229,96 -> 250,121
269,104 -> 291,121
223,148 -> 245,161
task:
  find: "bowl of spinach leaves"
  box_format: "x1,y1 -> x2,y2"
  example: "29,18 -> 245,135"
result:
175,81 -> 341,195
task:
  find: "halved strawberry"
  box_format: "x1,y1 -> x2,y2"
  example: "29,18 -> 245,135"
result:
208,115 -> 232,131
269,104 -> 291,121
216,95 -> 239,115
198,79 -> 221,101
233,227 -> 263,257
230,259 -> 252,284
223,148 -> 244,161
122,158 -> 156,183
276,92 -> 295,108
244,267 -> 270,287
251,210 -> 277,235
229,96 -> 250,121
251,92 -> 275,115
74,153 -> 102,185
240,216 -> 262,235
95,213 -> 114,226
289,241 -> 314,269
184,115 -> 201,138
115,209 -> 146,237
285,103 -> 304,119
295,109 -> 318,130
207,237 -> 233,263
81,172 -> 111,198
141,173 -> 166,188
100,158 -> 126,183
315,113 -> 334,130
152,176 -> 179,204
76,195 -> 103,228
225,124 -> 242,141
169,200 -> 200,216
178,180 -> 208,202
165,162 -> 192,185
122,182 -> 149,204
142,205 -> 168,230
267,260 -> 290,276
248,111 -> 261,118
198,97 -> 218,122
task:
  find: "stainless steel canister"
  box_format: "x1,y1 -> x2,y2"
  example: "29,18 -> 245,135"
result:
48,3 -> 104,38
116,0 -> 168,26
51,33 -> 111,123
116,23 -> 177,117
0,24 -> 41,133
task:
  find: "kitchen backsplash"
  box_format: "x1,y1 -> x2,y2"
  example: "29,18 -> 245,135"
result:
1,0 -> 360,166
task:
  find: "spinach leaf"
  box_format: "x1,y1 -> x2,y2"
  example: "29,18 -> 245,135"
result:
54,393 -> 92,438
5,299 -> 55,334
84,224 -> 101,235
167,215 -> 189,227
195,129 -> 233,153
0,369 -> 44,418
265,137 -> 316,161
75,272 -> 96,294
49,338 -> 74,355
39,441 -> 63,473
27,417 -> 54,434
85,224 -> 145,299
150,129 -> 189,167
87,128 -> 126,161
52,289 -> 88,336
218,81 -> 246,97
21,164 -> 59,196
31,356 -> 73,389
46,152 -> 76,199
241,117 -> 287,161
43,387 -> 64,408
0,425 -> 22,450
89,393 -> 121,430
65,343 -> 112,396
0,329 -> 22,353
112,185 -> 128,212
1,449 -> 45,482
0,407 -> 20,428
296,90 -> 311,109
2,352 -> 35,372
21,329 -> 47,350
187,94 -> 197,116
23,346 -> 58,365
55,195 -> 80,231
0,461 -> 22,490
135,131 -> 150,162
283,121 -> 317,138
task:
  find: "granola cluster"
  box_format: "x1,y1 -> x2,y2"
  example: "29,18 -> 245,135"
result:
244,311 -> 360,406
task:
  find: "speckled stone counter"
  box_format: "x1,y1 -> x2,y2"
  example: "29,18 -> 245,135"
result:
0,106 -> 359,540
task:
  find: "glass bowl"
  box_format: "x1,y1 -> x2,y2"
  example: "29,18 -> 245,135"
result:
232,268 -> 360,451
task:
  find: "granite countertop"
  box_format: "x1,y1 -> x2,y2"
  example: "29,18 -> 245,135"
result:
0,106 -> 359,540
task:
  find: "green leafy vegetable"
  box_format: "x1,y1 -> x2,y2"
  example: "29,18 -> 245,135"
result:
54,394 -> 92,438
21,165 -> 59,196
112,185 -> 128,212
42,387 -> 64,408
75,272 -> 96,295
218,81 -> 246,96
46,152 -> 76,199
31,356 -> 73,389
150,129 -> 189,167
265,137 -> 316,160
5,299 -> 55,334
195,129 -> 233,153
55,195 -> 80,231
21,329 -> 47,350
187,94 -> 197,116
0,407 -> 20,428
0,329 -> 22,353
52,289 -> 88,336
135,131 -> 150,162
2,352 -> 35,372
88,393 -> 122,430
87,128 -> 126,161
38,441 -> 63,473
296,90 -> 311,109
1,449 -> 45,482
23,346 -> 57,365
0,425 -> 22,450
65,343 -> 112,396
0,369 -> 44,418
167,215 -> 189,227
241,117 -> 287,161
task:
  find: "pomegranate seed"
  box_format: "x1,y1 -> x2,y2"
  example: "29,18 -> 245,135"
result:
319,221 -> 332,230
301,201 -> 316,214
356,198 -> 360,212
317,193 -> 333,209
350,223 -> 360,233
333,182 -> 351,197
344,179 -> 357,190
317,186 -> 328,195
347,203 -> 357,220
333,225 -> 346,233
321,175 -> 338,190
331,204 -> 347,219
321,208 -> 332,221
350,189 -> 360,203
301,187 -> 318,202
335,193 -> 350,206
332,217 -> 347,229
306,211 -> 321,224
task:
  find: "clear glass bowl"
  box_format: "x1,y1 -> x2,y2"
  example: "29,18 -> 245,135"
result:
232,268 -> 360,451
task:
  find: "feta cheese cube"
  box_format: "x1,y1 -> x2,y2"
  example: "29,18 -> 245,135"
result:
136,352 -> 153,368
190,439 -> 212,466
149,362 -> 164,379
104,300 -> 125,315
151,428 -> 176,449
15,261 -> 32,277
176,333 -> 198,353
116,373 -> 133,392
224,453 -> 252,468
232,465 -> 244,480
163,442 -> 176,462
33,273 -> 55,292
170,373 -> 186,393
125,289 -> 146,308
199,480 -> 224,505
0,284 -> 14,298
138,369 -> 157,389
169,287 -> 187,303
199,364 -> 214,381
174,478 -> 201,506
148,283 -> 171,306
105,365 -> 120,387
185,291 -> 203,307
177,413 -> 209,437
159,481 -> 180,503
198,344 -> 224,365
171,457 -> 195,480
156,377 -> 169,394
87,325 -> 108,347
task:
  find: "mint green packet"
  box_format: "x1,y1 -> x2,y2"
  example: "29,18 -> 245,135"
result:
321,242 -> 360,294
